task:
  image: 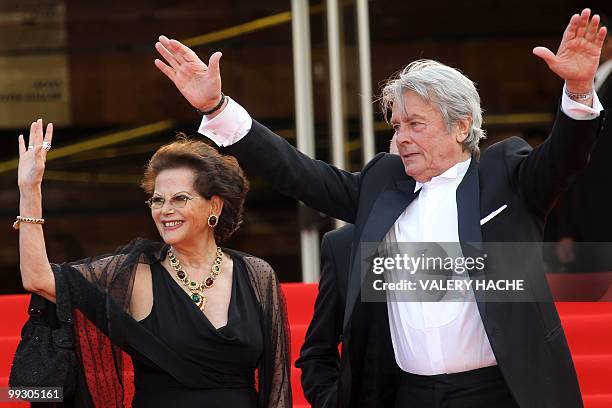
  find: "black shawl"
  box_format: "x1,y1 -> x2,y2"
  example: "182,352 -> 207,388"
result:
52,237 -> 291,407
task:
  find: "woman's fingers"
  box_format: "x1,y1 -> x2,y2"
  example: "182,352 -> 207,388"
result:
35,119 -> 44,145
18,134 -> 26,156
44,122 -> 53,143
42,123 -> 53,159
27,121 -> 37,149
22,119 -> 52,158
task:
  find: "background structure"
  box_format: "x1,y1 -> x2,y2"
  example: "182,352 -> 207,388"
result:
0,0 -> 607,292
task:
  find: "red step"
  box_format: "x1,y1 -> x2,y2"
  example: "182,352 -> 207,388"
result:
584,394 -> 612,408
555,302 -> 612,316
291,366 -> 307,406
0,295 -> 28,337
562,313 -> 612,355
290,324 -> 308,365
574,354 -> 612,395
0,337 -> 19,377
282,283 -> 317,325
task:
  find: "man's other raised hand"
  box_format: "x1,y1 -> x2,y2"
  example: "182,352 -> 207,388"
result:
154,36 -> 224,113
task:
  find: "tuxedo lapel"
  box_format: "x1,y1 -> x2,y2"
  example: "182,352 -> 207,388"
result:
456,159 -> 486,312
343,179 -> 418,330
456,158 -> 482,244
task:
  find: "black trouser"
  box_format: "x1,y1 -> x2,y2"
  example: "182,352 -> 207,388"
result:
395,365 -> 519,408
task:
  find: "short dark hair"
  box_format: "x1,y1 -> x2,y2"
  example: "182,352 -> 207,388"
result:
141,135 -> 249,243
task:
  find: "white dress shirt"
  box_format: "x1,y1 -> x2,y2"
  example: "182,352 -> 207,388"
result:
385,158 -> 498,375
197,90 -> 602,376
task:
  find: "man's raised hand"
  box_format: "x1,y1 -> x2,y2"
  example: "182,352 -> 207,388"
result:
533,8 -> 607,94
154,36 -> 223,112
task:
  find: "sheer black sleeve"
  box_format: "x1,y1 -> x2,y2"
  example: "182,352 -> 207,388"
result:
243,256 -> 292,408
51,238 -> 165,407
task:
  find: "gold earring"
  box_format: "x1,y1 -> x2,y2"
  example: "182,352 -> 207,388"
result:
207,214 -> 218,228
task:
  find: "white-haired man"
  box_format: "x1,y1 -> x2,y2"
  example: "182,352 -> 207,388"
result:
155,9 -> 606,408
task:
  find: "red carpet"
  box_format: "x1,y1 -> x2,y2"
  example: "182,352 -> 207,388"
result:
1,287 -> 611,407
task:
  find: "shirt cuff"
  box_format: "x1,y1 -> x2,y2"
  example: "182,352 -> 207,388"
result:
560,84 -> 603,120
197,96 -> 253,147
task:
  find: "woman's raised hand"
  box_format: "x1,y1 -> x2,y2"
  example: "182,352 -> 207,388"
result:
18,119 -> 53,190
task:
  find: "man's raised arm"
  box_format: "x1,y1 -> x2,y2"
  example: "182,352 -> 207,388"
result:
154,35 -> 365,223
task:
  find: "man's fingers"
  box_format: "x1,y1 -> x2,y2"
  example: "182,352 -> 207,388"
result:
561,14 -> 580,43
599,25 -> 608,40
595,26 -> 607,49
158,35 -> 206,67
168,39 -> 200,65
154,59 -> 176,81
158,35 -> 175,53
208,52 -> 222,76
18,134 -> 26,156
575,8 -> 591,38
160,36 -> 190,64
585,14 -> 600,40
155,42 -> 180,69
532,47 -> 556,67
159,35 -> 174,50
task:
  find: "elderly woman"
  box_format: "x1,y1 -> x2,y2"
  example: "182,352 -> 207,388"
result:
15,119 -> 291,407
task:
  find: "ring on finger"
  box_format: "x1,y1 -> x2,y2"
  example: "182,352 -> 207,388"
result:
28,145 -> 35,150
42,141 -> 51,151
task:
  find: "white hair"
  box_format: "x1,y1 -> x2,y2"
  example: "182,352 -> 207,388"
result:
380,59 -> 486,159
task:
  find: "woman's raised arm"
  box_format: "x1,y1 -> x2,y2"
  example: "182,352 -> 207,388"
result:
17,119 -> 56,303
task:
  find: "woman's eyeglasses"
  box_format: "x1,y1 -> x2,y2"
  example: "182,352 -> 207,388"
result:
145,193 -> 201,209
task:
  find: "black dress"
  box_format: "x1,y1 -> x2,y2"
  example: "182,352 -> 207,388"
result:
130,257 -> 264,407
50,239 -> 291,407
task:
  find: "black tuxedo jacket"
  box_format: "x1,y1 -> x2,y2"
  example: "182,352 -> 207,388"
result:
226,110 -> 604,408
548,70 -> 612,245
295,224 -> 400,408
294,225 -> 352,408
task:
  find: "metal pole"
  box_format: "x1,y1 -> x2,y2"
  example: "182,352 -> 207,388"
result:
356,0 -> 375,163
326,0 -> 346,229
291,0 -> 320,282
326,0 -> 346,170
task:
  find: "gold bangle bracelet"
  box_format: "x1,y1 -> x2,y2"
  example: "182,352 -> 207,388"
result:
13,216 -> 45,230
